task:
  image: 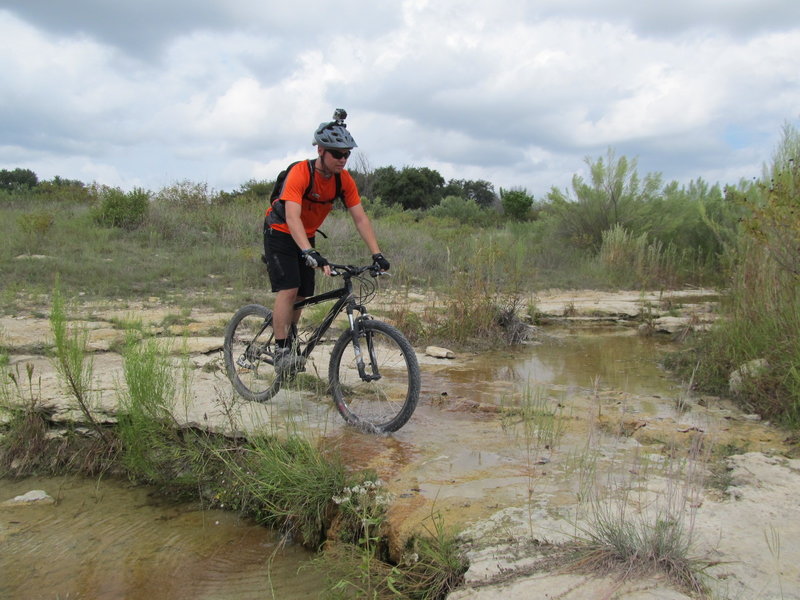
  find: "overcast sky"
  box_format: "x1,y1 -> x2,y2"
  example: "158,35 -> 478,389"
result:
1,0 -> 799,198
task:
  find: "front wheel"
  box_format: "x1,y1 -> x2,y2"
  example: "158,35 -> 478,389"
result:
329,320 -> 420,433
223,304 -> 282,402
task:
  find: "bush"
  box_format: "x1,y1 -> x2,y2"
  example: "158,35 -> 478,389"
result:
675,124 -> 800,426
155,180 -> 216,208
91,185 -> 150,229
501,188 -> 534,221
427,195 -> 487,226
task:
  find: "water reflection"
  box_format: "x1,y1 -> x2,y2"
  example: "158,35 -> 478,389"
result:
434,326 -> 680,402
0,476 -> 324,600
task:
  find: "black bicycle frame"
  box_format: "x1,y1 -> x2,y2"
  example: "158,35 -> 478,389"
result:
293,284 -> 352,358
290,274 -> 380,382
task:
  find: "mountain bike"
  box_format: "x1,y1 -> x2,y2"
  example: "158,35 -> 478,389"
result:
223,263 -> 420,433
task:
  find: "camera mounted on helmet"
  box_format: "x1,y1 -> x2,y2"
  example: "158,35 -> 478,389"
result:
313,108 -> 357,149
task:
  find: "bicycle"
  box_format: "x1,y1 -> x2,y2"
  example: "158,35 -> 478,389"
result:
223,263 -> 420,433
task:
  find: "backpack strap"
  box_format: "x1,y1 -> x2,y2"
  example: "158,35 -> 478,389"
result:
266,160 -> 344,228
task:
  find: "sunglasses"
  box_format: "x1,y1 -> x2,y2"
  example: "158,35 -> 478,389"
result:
327,149 -> 351,160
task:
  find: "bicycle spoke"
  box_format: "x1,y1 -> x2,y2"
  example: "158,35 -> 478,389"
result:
329,321 -> 419,432
223,305 -> 282,402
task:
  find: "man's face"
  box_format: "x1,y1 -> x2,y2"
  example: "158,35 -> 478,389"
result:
319,147 -> 351,173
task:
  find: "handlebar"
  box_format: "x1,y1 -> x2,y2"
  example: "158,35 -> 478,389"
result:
328,263 -> 388,278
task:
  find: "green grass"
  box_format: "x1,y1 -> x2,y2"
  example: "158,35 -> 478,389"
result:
222,433 -> 349,549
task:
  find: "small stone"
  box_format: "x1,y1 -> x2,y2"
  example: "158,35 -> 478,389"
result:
426,346 -> 455,359
2,490 -> 55,507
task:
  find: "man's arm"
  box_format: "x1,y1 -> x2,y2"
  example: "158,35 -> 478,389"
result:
285,201 -> 331,274
348,203 -> 381,255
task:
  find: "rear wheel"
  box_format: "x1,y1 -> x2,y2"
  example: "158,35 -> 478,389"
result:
328,320 -> 420,433
223,304 -> 282,402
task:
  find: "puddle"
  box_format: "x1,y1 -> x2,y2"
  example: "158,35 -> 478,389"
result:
430,326 -> 679,400
0,476 -> 325,600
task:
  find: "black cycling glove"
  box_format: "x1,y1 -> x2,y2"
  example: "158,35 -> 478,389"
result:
372,253 -> 390,271
302,249 -> 329,268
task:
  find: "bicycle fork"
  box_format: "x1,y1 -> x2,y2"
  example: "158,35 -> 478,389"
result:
347,312 -> 381,382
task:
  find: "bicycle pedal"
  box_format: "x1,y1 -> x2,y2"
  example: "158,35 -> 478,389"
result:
236,356 -> 255,370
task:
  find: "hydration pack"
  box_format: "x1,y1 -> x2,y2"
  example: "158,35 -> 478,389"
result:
266,159 -> 343,227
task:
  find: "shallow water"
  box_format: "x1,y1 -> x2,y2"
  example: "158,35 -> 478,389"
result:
0,476 -> 325,600
430,325 -> 679,400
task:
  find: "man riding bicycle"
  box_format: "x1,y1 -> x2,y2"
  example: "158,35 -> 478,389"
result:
263,109 -> 390,372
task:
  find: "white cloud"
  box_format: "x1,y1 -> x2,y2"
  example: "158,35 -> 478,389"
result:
1,1 -> 799,195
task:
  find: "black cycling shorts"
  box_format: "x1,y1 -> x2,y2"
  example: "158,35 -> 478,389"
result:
263,228 -> 316,297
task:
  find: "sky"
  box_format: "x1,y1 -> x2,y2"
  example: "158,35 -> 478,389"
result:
1,0 -> 799,198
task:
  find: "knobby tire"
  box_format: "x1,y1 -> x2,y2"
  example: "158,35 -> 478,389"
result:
328,320 -> 420,433
223,304 -> 282,403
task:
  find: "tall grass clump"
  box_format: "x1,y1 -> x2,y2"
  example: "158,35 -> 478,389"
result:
116,331 -> 190,486
572,442 -> 709,595
50,284 -> 111,444
223,434 -> 348,548
672,124 -> 800,427
598,224 -> 687,289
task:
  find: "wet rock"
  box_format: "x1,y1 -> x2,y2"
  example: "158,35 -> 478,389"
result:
1,490 -> 55,507
426,346 -> 455,359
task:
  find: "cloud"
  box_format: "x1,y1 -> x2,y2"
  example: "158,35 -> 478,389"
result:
0,1 -> 798,195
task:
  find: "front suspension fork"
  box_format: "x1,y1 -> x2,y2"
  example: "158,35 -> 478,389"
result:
347,310 -> 381,382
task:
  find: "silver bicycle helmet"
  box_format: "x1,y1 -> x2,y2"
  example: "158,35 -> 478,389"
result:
312,108 -> 358,149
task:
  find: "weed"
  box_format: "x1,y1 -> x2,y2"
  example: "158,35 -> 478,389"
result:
764,524 -> 784,598
0,363 -> 50,475
50,284 -> 111,444
324,478 -> 396,596
570,441 -> 711,595
0,362 -> 115,476
318,505 -> 467,600
395,511 -> 468,599
502,384 -> 565,538
116,331 -> 183,484
224,434 -> 348,548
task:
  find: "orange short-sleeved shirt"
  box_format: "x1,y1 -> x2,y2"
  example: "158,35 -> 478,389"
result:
267,160 -> 361,237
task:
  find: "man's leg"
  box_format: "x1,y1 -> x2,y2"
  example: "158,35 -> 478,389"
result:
273,288 -> 299,343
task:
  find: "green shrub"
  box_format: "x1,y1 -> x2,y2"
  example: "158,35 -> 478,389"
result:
500,188 -> 534,221
155,180 -> 215,208
17,211 -> 55,239
674,125 -> 800,426
427,195 -> 486,226
91,185 -> 149,229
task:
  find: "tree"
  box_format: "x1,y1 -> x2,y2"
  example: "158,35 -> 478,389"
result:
500,188 -> 533,221
743,123 -> 800,277
0,168 -> 38,190
546,149 -> 662,251
372,166 -> 445,210
444,179 -> 497,208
